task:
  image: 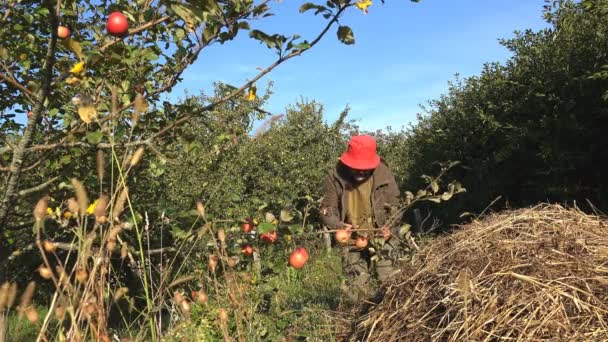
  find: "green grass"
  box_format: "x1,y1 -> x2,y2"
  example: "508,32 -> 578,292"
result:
4,306 -> 49,342
166,248 -> 349,342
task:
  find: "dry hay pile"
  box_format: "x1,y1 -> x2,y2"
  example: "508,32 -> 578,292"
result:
351,204 -> 608,341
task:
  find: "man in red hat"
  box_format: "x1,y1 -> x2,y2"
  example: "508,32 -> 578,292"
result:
321,135 -> 402,301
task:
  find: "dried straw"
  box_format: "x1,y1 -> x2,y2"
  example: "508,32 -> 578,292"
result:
350,204 -> 608,341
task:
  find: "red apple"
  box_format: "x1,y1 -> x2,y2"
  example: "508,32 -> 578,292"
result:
289,247 -> 309,269
241,244 -> 254,256
27,111 -> 33,119
260,231 -> 278,243
57,26 -> 70,39
242,221 -> 254,233
355,236 -> 368,249
335,229 -> 351,245
106,12 -> 129,37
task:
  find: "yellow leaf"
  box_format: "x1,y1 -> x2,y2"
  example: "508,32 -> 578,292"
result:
246,85 -> 257,101
86,200 -> 99,215
46,207 -> 54,216
78,105 -> 97,124
61,38 -> 84,61
70,61 -> 85,74
65,76 -> 81,85
355,0 -> 372,13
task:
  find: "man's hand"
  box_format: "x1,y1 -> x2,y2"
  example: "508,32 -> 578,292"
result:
378,226 -> 392,241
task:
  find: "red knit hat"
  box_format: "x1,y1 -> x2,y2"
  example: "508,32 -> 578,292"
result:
339,135 -> 381,170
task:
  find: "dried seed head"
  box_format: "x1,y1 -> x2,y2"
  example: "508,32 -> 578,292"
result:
71,178 -> 89,214
25,307 -> 39,323
67,197 -> 79,214
113,187 -> 129,220
120,242 -> 128,260
217,228 -> 226,243
196,201 -> 205,217
180,300 -> 191,315
122,154 -> 132,170
42,240 -> 56,252
133,93 -> 149,115
108,225 -> 122,240
94,194 -> 109,222
38,265 -> 53,280
96,149 -> 105,183
228,289 -> 238,306
33,196 -> 49,222
173,291 -> 185,305
193,290 -> 208,305
19,281 -> 36,312
7,282 -> 18,308
55,305 -> 66,320
76,267 -> 88,284
113,287 -> 129,301
208,255 -> 219,273
226,256 -> 239,268
131,111 -> 141,126
130,147 -> 145,167
218,308 -> 228,324
83,302 -> 97,316
55,266 -> 69,287
106,239 -> 117,252
0,282 -> 9,311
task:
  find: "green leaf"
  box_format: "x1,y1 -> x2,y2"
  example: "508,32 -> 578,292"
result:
300,3 -> 327,14
257,222 -> 275,234
399,224 -> 411,237
86,131 -> 103,144
171,3 -> 203,29
264,212 -> 276,223
288,224 -> 304,234
249,29 -> 277,49
253,3 -> 271,16
337,26 -> 355,45
280,209 -> 294,222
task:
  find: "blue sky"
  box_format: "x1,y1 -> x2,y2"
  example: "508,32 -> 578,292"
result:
169,0 -> 550,131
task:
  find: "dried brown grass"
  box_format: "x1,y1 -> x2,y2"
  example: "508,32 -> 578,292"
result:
350,204 -> 608,341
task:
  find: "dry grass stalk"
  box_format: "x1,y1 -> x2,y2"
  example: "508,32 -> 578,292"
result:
0,282 -> 9,310
94,194 -> 109,224
7,283 -> 17,308
130,147 -> 145,167
18,281 -> 36,316
350,204 -> 608,341
113,187 -> 129,220
33,196 -> 49,222
196,201 -> 205,217
71,178 -> 89,215
96,149 -> 105,183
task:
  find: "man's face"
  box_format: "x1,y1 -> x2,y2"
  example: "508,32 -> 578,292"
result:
349,168 -> 374,184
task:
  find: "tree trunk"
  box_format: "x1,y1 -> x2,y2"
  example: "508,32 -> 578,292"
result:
0,2 -> 57,255
322,226 -> 332,252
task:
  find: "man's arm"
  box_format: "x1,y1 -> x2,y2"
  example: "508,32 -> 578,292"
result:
320,174 -> 343,229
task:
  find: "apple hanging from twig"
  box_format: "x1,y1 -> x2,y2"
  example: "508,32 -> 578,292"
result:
106,12 -> 129,37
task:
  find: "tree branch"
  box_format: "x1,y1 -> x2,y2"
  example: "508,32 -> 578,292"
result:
17,176 -> 60,197
99,16 -> 171,52
0,71 -> 36,100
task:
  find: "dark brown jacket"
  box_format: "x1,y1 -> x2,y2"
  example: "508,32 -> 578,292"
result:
320,160 -> 400,230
